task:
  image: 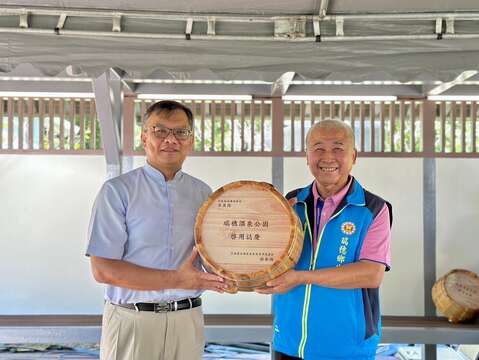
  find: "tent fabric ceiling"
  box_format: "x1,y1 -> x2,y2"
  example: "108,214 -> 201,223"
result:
2,0 -> 479,14
1,32 -> 479,83
1,1 -> 479,82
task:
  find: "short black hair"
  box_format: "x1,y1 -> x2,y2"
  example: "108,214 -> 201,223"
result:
143,100 -> 194,129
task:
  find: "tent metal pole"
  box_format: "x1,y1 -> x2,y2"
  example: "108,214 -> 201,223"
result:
422,100 -> 437,360
2,7 -> 479,21
93,69 -> 123,179
2,27 -> 479,42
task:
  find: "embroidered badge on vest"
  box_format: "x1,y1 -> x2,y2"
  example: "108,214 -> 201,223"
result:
341,221 -> 356,235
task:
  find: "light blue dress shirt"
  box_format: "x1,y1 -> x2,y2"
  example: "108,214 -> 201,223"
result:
86,162 -> 212,304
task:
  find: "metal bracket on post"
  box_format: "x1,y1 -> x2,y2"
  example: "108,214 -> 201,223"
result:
54,13 -> 67,34
313,19 -> 321,42
319,0 -> 329,18
112,14 -> 122,32
335,17 -> 344,37
435,18 -> 443,39
19,11 -> 29,28
274,18 -> 305,39
445,18 -> 455,34
93,69 -> 123,179
185,18 -> 193,40
271,72 -> 295,98
427,70 -> 478,96
207,17 -> 216,36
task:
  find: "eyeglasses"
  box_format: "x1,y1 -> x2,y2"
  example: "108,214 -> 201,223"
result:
148,125 -> 192,140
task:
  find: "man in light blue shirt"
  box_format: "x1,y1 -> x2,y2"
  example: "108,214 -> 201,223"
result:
87,100 -> 226,360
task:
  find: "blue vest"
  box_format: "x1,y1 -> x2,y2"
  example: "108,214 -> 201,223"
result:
272,178 -> 391,360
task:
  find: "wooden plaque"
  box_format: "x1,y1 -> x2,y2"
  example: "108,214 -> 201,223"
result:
195,181 -> 303,293
432,269 -> 479,323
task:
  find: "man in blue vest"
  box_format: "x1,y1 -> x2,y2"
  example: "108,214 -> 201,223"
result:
257,119 -> 392,360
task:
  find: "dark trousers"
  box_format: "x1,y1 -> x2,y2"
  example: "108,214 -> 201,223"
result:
273,350 -> 302,360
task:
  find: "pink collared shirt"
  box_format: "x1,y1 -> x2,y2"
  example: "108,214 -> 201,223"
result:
312,178 -> 391,269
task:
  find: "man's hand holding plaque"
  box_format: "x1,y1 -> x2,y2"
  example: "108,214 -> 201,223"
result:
195,180 -> 303,293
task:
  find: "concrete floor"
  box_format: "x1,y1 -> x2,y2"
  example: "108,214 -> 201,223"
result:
0,353 -> 270,360
0,344 -> 271,360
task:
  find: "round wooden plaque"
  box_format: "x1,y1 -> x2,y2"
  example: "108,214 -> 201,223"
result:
195,180 -> 303,293
432,269 -> 479,323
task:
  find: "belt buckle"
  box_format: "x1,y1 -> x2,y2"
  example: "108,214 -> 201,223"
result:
154,301 -> 171,313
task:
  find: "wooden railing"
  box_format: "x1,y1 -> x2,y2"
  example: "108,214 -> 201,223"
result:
0,97 -> 102,154
1,97 -> 478,158
283,100 -> 423,154
436,101 -> 478,156
132,99 -> 273,155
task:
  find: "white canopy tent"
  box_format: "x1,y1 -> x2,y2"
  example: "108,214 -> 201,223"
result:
0,3 -> 478,360
0,0 -> 479,97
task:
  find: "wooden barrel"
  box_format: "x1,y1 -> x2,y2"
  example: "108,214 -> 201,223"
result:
432,269 -> 479,323
195,180 -> 304,293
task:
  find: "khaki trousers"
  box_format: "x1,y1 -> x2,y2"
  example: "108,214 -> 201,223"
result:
100,302 -> 205,360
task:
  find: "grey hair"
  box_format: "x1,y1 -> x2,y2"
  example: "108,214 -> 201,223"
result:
305,119 -> 355,149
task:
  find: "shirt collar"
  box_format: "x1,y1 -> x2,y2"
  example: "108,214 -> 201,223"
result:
144,161 -> 183,184
312,176 -> 353,208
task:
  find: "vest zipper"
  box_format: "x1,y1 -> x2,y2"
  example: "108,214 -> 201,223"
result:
296,201 -> 350,357
294,201 -> 314,358
294,182 -> 365,357
311,204 -> 348,270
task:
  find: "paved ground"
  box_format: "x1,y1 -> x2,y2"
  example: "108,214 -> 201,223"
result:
0,344 -> 468,359
0,344 -> 271,359
0,352 -> 270,360
0,352 -> 97,359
